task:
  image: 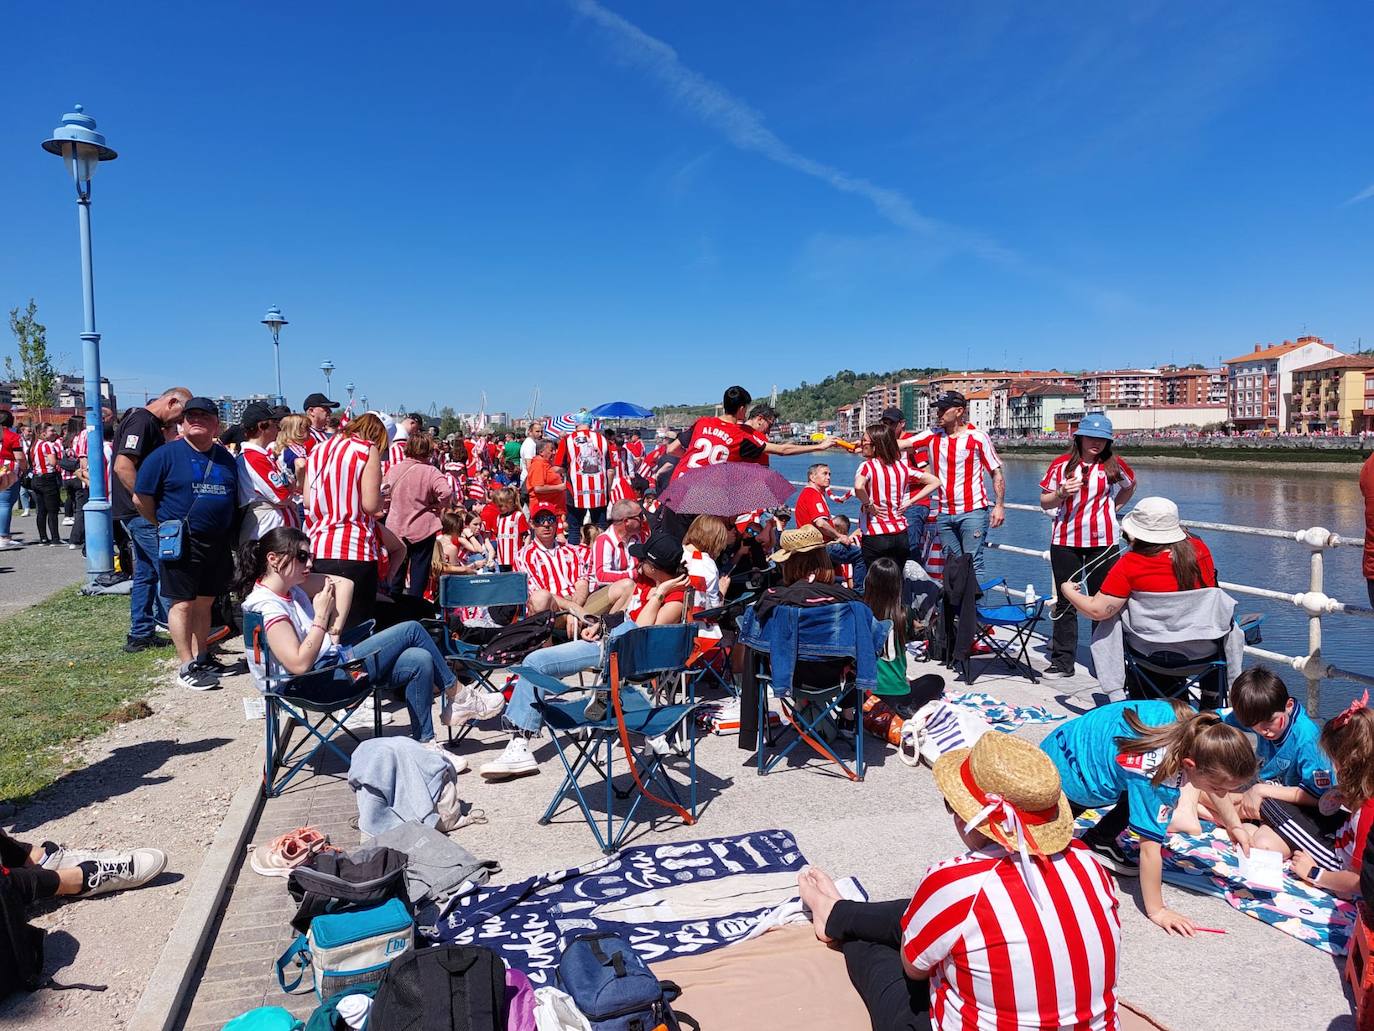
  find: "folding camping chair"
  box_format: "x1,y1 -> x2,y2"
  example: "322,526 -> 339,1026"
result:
964,594 -> 1048,685
427,572 -> 528,742
683,589 -> 761,699
738,601 -> 889,783
1124,612 -> 1264,709
244,612 -> 378,797
523,623 -> 703,853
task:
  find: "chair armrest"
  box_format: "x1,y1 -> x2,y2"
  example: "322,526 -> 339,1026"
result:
977,576 -> 1006,593
508,665 -> 576,700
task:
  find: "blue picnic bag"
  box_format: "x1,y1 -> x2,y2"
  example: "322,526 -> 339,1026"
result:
557,933 -> 690,1031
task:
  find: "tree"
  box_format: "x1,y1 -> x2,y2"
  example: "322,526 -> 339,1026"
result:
6,299 -> 57,415
437,405 -> 463,438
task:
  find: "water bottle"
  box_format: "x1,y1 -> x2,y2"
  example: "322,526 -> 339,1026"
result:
1024,584 -> 1037,606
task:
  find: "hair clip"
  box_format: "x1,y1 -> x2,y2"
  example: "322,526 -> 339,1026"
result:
1329,690 -> 1369,731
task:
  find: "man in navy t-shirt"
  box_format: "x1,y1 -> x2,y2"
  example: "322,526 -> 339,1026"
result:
133,397 -> 238,691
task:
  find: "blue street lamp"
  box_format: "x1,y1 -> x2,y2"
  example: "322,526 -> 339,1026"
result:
345,381 -> 355,411
261,306 -> 288,408
43,104 -> 117,582
320,360 -> 335,395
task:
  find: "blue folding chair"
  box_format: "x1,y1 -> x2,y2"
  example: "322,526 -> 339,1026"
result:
1125,613 -> 1264,709
738,602 -> 890,782
244,612 -> 378,797
683,589 -> 761,700
521,623 -> 703,853
428,572 -> 529,741
965,594 -> 1047,685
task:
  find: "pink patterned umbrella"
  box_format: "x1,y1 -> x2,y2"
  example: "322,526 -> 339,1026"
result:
658,462 -> 795,517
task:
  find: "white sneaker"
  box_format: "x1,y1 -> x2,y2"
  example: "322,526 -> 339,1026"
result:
62,517 -> 75,526
444,685 -> 505,726
480,736 -> 539,778
77,848 -> 168,897
423,738 -> 468,773
0,538 -> 21,550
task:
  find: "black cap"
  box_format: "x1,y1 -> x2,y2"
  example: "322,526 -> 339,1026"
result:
303,392 -> 339,411
269,404 -> 292,420
629,530 -> 683,571
880,406 -> 905,425
934,390 -> 968,411
240,401 -> 275,429
218,423 -> 243,446
183,396 -> 219,416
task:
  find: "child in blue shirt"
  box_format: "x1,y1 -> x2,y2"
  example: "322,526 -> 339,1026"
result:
1041,698 -> 1257,937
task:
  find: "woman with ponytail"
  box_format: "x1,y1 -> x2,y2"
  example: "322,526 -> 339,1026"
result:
1040,698 -> 1257,936
238,526 -> 483,770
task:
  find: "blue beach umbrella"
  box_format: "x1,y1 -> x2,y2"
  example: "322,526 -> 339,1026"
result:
589,401 -> 654,420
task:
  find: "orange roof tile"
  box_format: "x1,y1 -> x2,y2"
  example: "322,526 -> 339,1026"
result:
1223,339 -> 1334,365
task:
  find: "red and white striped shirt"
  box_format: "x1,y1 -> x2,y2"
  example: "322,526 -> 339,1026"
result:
305,435 -> 378,562
384,438 -> 407,473
1040,455 -> 1136,549
70,429 -> 89,461
31,438 -> 63,476
238,441 -> 301,530
901,841 -> 1121,1031
523,540 -> 584,597
306,426 -> 332,452
858,458 -> 915,536
926,427 -> 1001,515
591,526 -> 636,585
555,429 -> 611,509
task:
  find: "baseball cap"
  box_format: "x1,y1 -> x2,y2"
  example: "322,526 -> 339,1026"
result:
240,401 -> 275,429
303,392 -> 339,411
269,404 -> 292,420
629,530 -> 683,571
183,396 -> 219,416
933,391 -> 968,411
880,406 -> 905,425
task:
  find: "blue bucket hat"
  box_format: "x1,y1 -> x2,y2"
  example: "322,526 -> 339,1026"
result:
1074,413 -> 1114,441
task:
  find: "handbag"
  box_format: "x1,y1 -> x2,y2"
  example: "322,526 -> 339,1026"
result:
899,699 -> 993,767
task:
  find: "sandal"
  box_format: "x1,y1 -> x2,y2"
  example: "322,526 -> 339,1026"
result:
249,826 -> 331,877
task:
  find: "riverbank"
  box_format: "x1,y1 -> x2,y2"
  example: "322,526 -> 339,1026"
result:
815,441 -> 1370,470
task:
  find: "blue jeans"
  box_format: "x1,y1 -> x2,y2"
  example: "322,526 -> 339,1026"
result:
126,517 -> 168,641
351,620 -> 457,744
937,509 -> 991,579
506,620 -> 635,734
904,503 -> 930,559
18,483 -> 31,511
0,480 -> 18,537
826,542 -> 867,592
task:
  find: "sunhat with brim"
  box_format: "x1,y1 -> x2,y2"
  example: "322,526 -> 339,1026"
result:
931,733 -> 1074,856
1120,496 -> 1186,545
1074,412 -> 1114,441
769,525 -> 827,564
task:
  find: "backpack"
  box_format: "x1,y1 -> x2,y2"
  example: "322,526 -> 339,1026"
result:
474,611 -> 557,666
0,872 -> 45,997
369,943 -> 507,1031
287,846 -> 412,935
557,933 -> 689,1031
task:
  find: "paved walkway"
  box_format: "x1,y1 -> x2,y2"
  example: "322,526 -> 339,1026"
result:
176,646 -> 1357,1031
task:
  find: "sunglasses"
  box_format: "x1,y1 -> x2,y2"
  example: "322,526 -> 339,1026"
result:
293,549 -> 312,564
532,517 -> 558,527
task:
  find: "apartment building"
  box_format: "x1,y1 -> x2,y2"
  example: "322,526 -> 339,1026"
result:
1077,369 -> 1160,409
1007,383 -> 1084,435
1224,336 -> 1340,430
1287,354 -> 1374,434
1158,366 -> 1226,406
858,382 -> 900,429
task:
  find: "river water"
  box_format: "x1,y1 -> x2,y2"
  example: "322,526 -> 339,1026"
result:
770,452 -> 1370,717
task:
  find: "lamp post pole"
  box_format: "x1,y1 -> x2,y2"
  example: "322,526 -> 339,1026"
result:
262,306 -> 288,408
345,381 -> 355,413
321,360 -> 335,395
43,105 -> 117,583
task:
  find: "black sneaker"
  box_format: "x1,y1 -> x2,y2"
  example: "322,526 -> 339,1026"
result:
177,662 -> 220,692
1041,663 -> 1075,679
123,635 -> 172,654
1083,836 -> 1139,877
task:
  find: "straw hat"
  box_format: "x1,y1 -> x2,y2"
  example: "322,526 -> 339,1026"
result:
769,525 -> 827,564
1120,496 -> 1186,545
931,733 -> 1073,856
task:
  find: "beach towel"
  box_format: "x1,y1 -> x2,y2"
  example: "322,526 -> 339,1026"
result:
946,691 -> 1066,731
1075,813 -> 1355,954
433,830 -> 811,984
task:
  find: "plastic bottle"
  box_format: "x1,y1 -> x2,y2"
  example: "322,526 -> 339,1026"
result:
1025,584 -> 1037,605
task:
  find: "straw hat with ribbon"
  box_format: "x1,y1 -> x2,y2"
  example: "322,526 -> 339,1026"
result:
932,732 -> 1074,906
769,525 -> 827,564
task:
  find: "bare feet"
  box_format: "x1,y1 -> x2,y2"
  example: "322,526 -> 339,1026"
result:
798,866 -> 844,943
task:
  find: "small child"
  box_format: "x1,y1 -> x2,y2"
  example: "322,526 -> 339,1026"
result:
1247,695 -> 1374,898
833,514 -> 855,587
491,487 -> 529,572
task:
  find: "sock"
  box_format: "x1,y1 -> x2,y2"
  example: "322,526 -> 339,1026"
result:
76,860 -> 101,894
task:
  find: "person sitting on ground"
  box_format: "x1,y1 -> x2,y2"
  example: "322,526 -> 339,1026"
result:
433,511 -> 485,581
863,558 -> 942,713
1039,698 -> 1257,935
798,732 -> 1120,1031
478,530 -> 689,779
1245,693 -> 1373,898
237,527 -> 499,772
0,830 -> 166,907
523,508 -> 590,619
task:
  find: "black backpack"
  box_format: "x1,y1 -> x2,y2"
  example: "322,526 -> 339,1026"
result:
0,873 -> 44,997
369,944 -> 507,1031
286,846 -> 412,935
474,611 -> 557,666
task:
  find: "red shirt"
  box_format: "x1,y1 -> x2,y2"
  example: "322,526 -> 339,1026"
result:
669,417 -> 767,482
1099,536 -> 1217,597
31,439 -> 63,476
479,502 -> 500,535
305,435 -> 378,562
925,427 -> 1001,515
0,428 -> 22,465
793,484 -> 832,530
526,456 -> 567,515
554,429 -> 612,509
625,576 -> 687,623
524,540 -> 584,597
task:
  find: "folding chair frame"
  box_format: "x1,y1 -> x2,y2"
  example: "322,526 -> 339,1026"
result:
963,598 -> 1047,686
430,573 -> 529,743
1124,648 -> 1229,709
754,661 -> 865,782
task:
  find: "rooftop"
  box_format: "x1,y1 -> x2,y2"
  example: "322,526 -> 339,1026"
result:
1223,336 -> 1335,365
1017,382 -> 1084,397
1290,354 -> 1374,374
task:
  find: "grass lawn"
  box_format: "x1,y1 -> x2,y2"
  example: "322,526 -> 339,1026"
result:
0,586 -> 168,803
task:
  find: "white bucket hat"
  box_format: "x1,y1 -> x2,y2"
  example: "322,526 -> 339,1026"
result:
1120,496 -> 1186,545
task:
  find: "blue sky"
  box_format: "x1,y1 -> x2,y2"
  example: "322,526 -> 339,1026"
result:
2,1 -> 1371,418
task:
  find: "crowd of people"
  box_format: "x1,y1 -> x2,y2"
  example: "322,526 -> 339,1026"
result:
6,380 -> 1374,1030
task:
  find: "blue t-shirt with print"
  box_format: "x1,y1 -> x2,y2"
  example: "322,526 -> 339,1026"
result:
1041,699 -> 1184,843
1222,700 -> 1334,798
134,438 -> 238,537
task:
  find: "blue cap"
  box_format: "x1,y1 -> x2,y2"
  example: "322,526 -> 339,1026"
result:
1074,413 -> 1113,441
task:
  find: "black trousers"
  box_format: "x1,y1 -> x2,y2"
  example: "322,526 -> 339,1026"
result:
566,505 -> 606,545
862,530 -> 910,569
825,899 -> 932,1031
390,534 -> 436,598
68,486 -> 90,548
0,831 -> 59,905
31,473 -> 61,543
1048,544 -> 1119,669
311,557 -> 379,630
1071,795 -> 1131,845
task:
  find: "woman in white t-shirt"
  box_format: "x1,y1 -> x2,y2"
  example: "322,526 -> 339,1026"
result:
236,527 -> 485,768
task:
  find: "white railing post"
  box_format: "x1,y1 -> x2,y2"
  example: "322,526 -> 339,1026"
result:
1295,526 -> 1335,715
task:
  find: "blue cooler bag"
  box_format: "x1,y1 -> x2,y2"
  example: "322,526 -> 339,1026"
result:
557,932 -> 686,1031
276,897 -> 413,1000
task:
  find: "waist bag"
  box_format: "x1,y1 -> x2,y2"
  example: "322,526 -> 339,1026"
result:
276,897 -> 414,1000
474,611 -> 556,665
157,518 -> 185,560
287,846 -> 412,935
557,933 -> 686,1031
368,943 -> 507,1031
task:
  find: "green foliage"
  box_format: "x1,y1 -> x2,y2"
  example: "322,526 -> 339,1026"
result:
772,367 -> 947,423
6,299 -> 57,414
437,405 -> 464,438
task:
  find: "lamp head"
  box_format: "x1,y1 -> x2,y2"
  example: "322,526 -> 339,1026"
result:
261,305 -> 288,335
42,105 -> 117,186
